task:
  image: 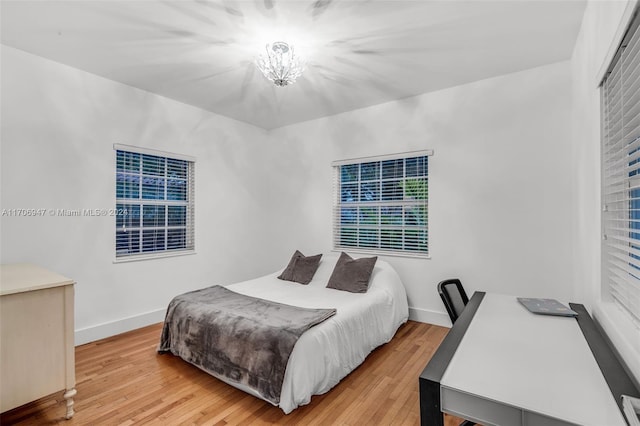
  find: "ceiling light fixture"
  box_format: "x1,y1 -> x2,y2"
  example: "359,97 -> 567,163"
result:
256,41 -> 304,87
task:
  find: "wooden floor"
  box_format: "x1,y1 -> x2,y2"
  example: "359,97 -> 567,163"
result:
1,320 -> 467,426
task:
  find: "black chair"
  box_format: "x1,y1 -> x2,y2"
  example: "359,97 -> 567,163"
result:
437,278 -> 476,426
437,278 -> 470,325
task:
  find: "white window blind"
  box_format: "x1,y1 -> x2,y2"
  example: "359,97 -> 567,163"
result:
602,11 -> 640,328
115,145 -> 195,258
332,150 -> 432,257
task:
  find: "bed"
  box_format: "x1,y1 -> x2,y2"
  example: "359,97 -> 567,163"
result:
158,252 -> 409,413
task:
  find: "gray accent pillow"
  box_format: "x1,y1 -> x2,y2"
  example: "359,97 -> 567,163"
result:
326,252 -> 378,293
278,250 -> 323,285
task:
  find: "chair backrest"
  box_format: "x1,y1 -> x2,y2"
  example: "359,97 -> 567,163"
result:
438,278 -> 470,324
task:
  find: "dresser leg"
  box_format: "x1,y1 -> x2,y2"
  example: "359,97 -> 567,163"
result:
63,388 -> 77,419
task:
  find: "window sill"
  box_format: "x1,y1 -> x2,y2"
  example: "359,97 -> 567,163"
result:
332,247 -> 430,260
593,301 -> 640,385
113,250 -> 196,263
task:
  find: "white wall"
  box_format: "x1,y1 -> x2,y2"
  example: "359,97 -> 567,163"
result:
3,0 -> 637,388
0,45 -> 576,339
0,46 -> 285,344
571,0 -> 640,383
268,61 -> 574,326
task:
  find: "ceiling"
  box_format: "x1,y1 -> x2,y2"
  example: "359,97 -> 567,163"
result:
1,0 -> 586,130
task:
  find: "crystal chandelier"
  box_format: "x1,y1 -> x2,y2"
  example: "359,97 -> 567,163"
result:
256,41 -> 304,87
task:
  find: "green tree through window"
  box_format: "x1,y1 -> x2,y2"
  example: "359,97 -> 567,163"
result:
334,153 -> 430,256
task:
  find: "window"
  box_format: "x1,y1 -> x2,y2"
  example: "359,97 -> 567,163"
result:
332,150 -> 432,257
115,145 -> 195,259
601,12 -> 640,328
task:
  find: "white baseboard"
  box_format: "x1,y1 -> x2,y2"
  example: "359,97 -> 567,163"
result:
75,308 -> 166,346
409,307 -> 451,328
75,306 -> 450,346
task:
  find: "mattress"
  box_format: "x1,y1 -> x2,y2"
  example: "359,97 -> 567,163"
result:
224,252 -> 409,413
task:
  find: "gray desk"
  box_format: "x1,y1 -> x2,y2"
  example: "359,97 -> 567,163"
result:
420,292 -> 639,426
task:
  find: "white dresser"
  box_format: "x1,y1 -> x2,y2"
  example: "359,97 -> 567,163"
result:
0,263 -> 76,419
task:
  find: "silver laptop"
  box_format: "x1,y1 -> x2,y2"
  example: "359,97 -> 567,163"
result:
517,297 -> 578,317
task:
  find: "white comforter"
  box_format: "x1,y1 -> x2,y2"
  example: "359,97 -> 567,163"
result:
227,253 -> 409,413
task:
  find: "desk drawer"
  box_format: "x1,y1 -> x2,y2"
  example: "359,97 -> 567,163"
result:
441,387 -> 580,426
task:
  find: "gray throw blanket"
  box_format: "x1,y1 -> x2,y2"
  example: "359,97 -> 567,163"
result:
158,285 -> 336,405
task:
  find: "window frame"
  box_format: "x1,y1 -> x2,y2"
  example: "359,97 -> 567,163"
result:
600,10 -> 640,330
332,150 -> 433,259
113,144 -> 195,262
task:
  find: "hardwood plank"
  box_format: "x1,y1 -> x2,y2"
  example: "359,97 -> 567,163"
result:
0,321 -> 471,425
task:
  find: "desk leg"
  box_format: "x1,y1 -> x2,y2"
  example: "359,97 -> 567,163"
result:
420,377 -> 444,426
63,388 -> 76,419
